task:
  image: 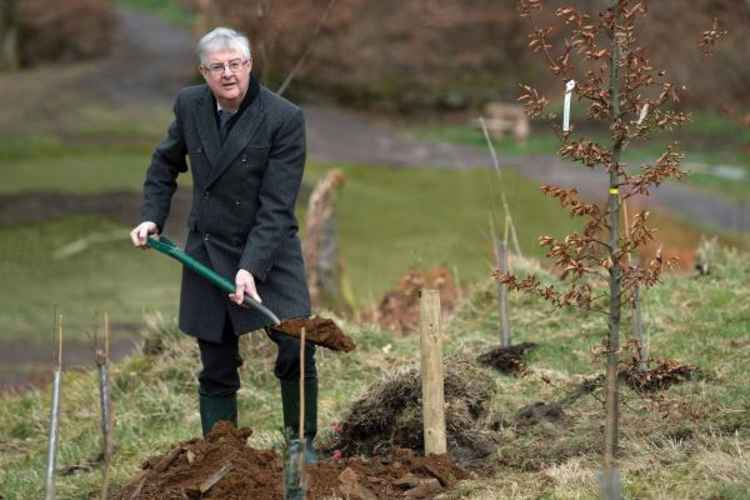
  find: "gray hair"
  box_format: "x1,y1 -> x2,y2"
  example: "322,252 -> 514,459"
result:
196,27 -> 252,65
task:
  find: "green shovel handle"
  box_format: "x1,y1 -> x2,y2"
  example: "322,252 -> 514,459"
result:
146,235 -> 281,326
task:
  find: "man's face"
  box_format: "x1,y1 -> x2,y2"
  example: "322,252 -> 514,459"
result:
200,48 -> 252,109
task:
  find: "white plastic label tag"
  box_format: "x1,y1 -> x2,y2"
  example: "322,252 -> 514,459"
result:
638,103 -> 650,125
563,80 -> 576,132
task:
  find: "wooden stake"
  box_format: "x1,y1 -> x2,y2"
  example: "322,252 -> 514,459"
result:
45,313 -> 63,500
452,265 -> 463,303
57,314 -> 62,371
497,241 -> 512,348
298,327 -> 306,498
299,328 -> 305,444
420,289 -> 447,455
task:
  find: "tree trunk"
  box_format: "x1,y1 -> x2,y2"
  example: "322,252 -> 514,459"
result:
603,4 -> 623,497
0,0 -> 19,71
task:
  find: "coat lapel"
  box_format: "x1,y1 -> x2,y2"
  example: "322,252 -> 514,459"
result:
195,87 -> 222,171
206,91 -> 265,189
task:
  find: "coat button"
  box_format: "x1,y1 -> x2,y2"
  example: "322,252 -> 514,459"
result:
204,233 -> 210,241
235,200 -> 241,206
241,156 -> 247,164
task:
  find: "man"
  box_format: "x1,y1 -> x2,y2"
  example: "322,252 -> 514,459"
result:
129,27 -> 317,462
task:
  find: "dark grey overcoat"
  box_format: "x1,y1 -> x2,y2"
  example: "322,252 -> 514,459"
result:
141,78 -> 311,343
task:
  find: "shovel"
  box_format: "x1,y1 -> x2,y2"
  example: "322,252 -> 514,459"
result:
146,235 -> 281,326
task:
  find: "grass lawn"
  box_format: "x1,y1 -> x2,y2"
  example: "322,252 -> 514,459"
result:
409,111 -> 750,202
2,131 -> 738,344
0,216 -> 182,344
0,154 -> 583,342
1,247 -> 748,498
303,162 -> 584,308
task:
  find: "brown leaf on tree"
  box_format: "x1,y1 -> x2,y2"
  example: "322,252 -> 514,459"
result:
518,84 -> 549,118
517,0 -> 543,17
698,17 -> 728,56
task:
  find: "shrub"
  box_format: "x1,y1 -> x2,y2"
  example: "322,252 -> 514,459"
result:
18,0 -> 115,66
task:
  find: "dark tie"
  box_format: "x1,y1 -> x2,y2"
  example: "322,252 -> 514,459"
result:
218,110 -> 233,144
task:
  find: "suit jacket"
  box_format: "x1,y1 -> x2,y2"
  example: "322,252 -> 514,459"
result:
141,79 -> 311,343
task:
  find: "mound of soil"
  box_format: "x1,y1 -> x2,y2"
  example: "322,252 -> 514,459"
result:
113,422 -> 282,500
620,358 -> 699,392
515,401 -> 565,427
371,267 -> 459,335
307,448 -> 469,499
325,357 -> 499,465
276,316 -> 356,352
113,422 -> 469,499
477,342 -> 537,375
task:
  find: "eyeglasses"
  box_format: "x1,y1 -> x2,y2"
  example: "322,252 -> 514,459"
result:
203,59 -> 250,76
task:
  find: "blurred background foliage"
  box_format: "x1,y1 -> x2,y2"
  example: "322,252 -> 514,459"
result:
4,0 -> 750,112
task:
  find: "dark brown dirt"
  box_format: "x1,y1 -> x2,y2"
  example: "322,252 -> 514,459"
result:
513,376 -> 603,429
307,448 -> 470,499
275,316 -> 356,352
476,342 -> 538,375
113,422 -> 283,500
620,358 -> 700,393
367,267 -> 459,335
515,401 -> 565,426
113,422 -> 470,500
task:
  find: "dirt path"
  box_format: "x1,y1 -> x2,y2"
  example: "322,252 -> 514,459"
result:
86,6 -> 195,106
305,105 -> 750,233
0,332 -> 138,394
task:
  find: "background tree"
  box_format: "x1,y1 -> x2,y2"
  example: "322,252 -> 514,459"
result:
0,0 -> 19,71
500,0 -> 726,494
16,0 -> 114,67
193,0 -> 747,111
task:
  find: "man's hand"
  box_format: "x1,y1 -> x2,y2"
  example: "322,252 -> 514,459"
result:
229,269 -> 262,305
130,221 -> 159,248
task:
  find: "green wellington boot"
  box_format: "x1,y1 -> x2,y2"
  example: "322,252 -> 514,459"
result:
199,393 -> 238,437
280,378 -> 318,464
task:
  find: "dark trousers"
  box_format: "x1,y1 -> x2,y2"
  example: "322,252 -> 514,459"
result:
197,313 -> 317,397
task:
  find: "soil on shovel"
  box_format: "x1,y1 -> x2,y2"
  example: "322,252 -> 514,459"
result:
477,342 -> 538,375
275,316 -> 356,352
113,422 -> 470,500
